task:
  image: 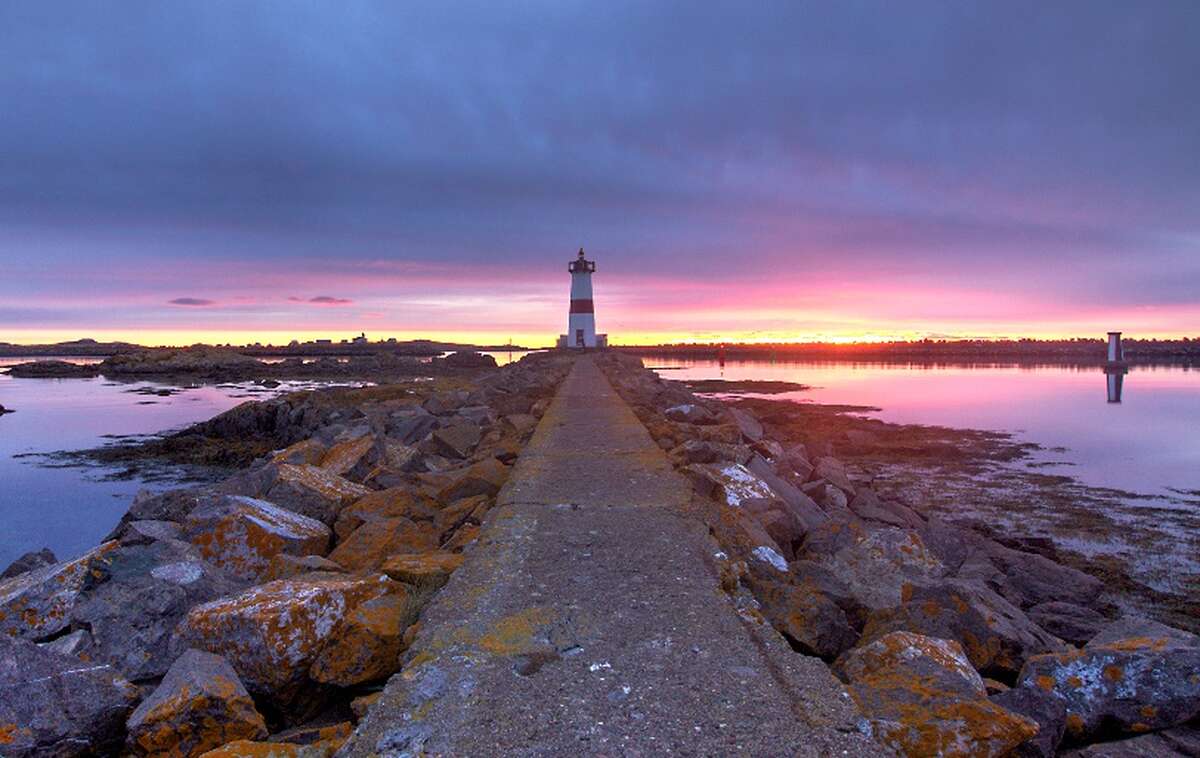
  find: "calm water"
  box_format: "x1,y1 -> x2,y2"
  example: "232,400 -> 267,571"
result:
648,359 -> 1200,503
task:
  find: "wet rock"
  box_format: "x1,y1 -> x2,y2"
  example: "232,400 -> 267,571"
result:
381,551 -> 465,591
1016,618 -> 1200,743
836,631 -> 1039,757
177,573 -> 405,708
0,540 -> 118,640
264,464 -> 371,525
991,686 -> 1068,757
1027,602 -> 1111,647
310,590 -> 418,686
664,403 -> 720,425
333,488 -> 439,542
271,439 -> 328,466
71,538 -> 242,681
0,547 -> 57,579
435,457 -> 510,502
728,407 -> 764,441
182,495 -> 331,582
848,489 -> 923,529
861,578 -> 1066,681
259,554 -> 345,582
317,435 -> 374,476
0,634 -> 138,757
328,517 -> 439,571
127,648 -> 268,757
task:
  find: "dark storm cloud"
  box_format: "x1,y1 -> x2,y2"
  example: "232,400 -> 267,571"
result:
0,0 -> 1197,315
168,298 -> 216,306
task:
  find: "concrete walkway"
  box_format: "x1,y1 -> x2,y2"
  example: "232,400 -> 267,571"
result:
342,356 -> 881,757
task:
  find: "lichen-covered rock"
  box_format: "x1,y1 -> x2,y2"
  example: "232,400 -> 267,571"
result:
0,547 -> 57,580
751,576 -> 857,660
333,488 -> 439,542
1016,618 -> 1200,743
684,462 -> 776,507
258,554 -> 345,582
0,540 -> 118,640
837,631 -> 1039,757
127,648 -> 267,757
0,634 -> 138,757
381,552 -> 465,591
435,457 -> 510,503
861,579 -> 1066,681
309,591 -> 417,686
115,519 -> 185,545
317,435 -> 374,476
264,464 -> 371,525
1057,726 -> 1200,757
177,573 -> 404,706
328,517 -> 439,571
991,686 -> 1067,757
70,538 -> 243,680
183,495 -> 331,581
198,740 -> 328,757
272,439 -> 328,466
811,527 -> 946,615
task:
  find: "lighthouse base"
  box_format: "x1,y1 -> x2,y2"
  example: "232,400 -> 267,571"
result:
557,333 -> 608,350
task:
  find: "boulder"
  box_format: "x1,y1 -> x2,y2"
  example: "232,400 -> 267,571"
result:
333,488 -> 439,542
985,544 -> 1107,611
728,407 -> 764,441
271,439 -> 328,466
428,422 -> 482,459
0,634 -> 138,757
435,458 -> 510,502
328,517 -> 439,571
317,435 -> 374,476
991,686 -> 1068,757
380,551 -> 465,592
860,579 -> 1066,681
1016,618 -> 1200,743
309,590 -> 418,686
0,547 -> 57,579
848,489 -> 923,529
110,488 -> 216,536
442,523 -> 481,552
433,494 -> 490,537
745,455 -> 829,532
664,403 -> 719,425
813,457 -> 856,495
259,554 -> 345,583
501,413 -> 539,436
751,575 -> 857,660
441,350 -> 497,369
387,410 -> 438,445
810,528 -> 946,616
39,628 -> 94,660
1058,727 -> 1200,757
684,462 -> 776,507
197,740 -> 329,757
0,541 -> 119,640
1027,602 -> 1111,647
70,538 -> 243,681
177,573 -> 406,707
126,649 -> 268,757
115,519 -> 185,545
264,464 -> 371,525
836,631 -> 1039,757
183,495 -> 332,582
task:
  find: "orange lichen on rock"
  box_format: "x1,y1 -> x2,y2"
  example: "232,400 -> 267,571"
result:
318,435 -> 375,476
309,591 -> 417,686
381,552 -> 465,591
328,517 -> 439,570
184,496 -> 331,582
333,488 -> 439,541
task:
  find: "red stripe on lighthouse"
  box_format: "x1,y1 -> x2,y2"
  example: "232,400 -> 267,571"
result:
569,299 -> 594,314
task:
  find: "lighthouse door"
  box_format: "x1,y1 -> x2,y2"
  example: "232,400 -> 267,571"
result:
575,329 -> 584,347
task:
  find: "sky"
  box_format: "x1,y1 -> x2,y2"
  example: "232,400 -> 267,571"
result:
1,1 -> 1197,347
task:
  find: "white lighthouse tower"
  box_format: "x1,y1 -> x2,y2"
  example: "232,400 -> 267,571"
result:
559,248 -> 606,349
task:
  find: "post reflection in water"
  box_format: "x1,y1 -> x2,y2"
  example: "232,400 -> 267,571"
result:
1106,368 -> 1126,404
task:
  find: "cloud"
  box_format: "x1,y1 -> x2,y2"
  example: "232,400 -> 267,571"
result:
290,295 -> 353,306
168,297 -> 215,306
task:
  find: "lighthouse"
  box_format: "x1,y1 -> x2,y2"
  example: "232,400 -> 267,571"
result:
559,248 -> 606,349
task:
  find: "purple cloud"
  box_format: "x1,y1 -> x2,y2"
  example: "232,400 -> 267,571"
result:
168,297 -> 215,306
290,295 -> 353,306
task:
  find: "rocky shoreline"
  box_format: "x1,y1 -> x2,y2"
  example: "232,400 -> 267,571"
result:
1,352 -> 1197,757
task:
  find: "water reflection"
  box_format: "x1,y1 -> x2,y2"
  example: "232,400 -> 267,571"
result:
1105,366 -> 1127,404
